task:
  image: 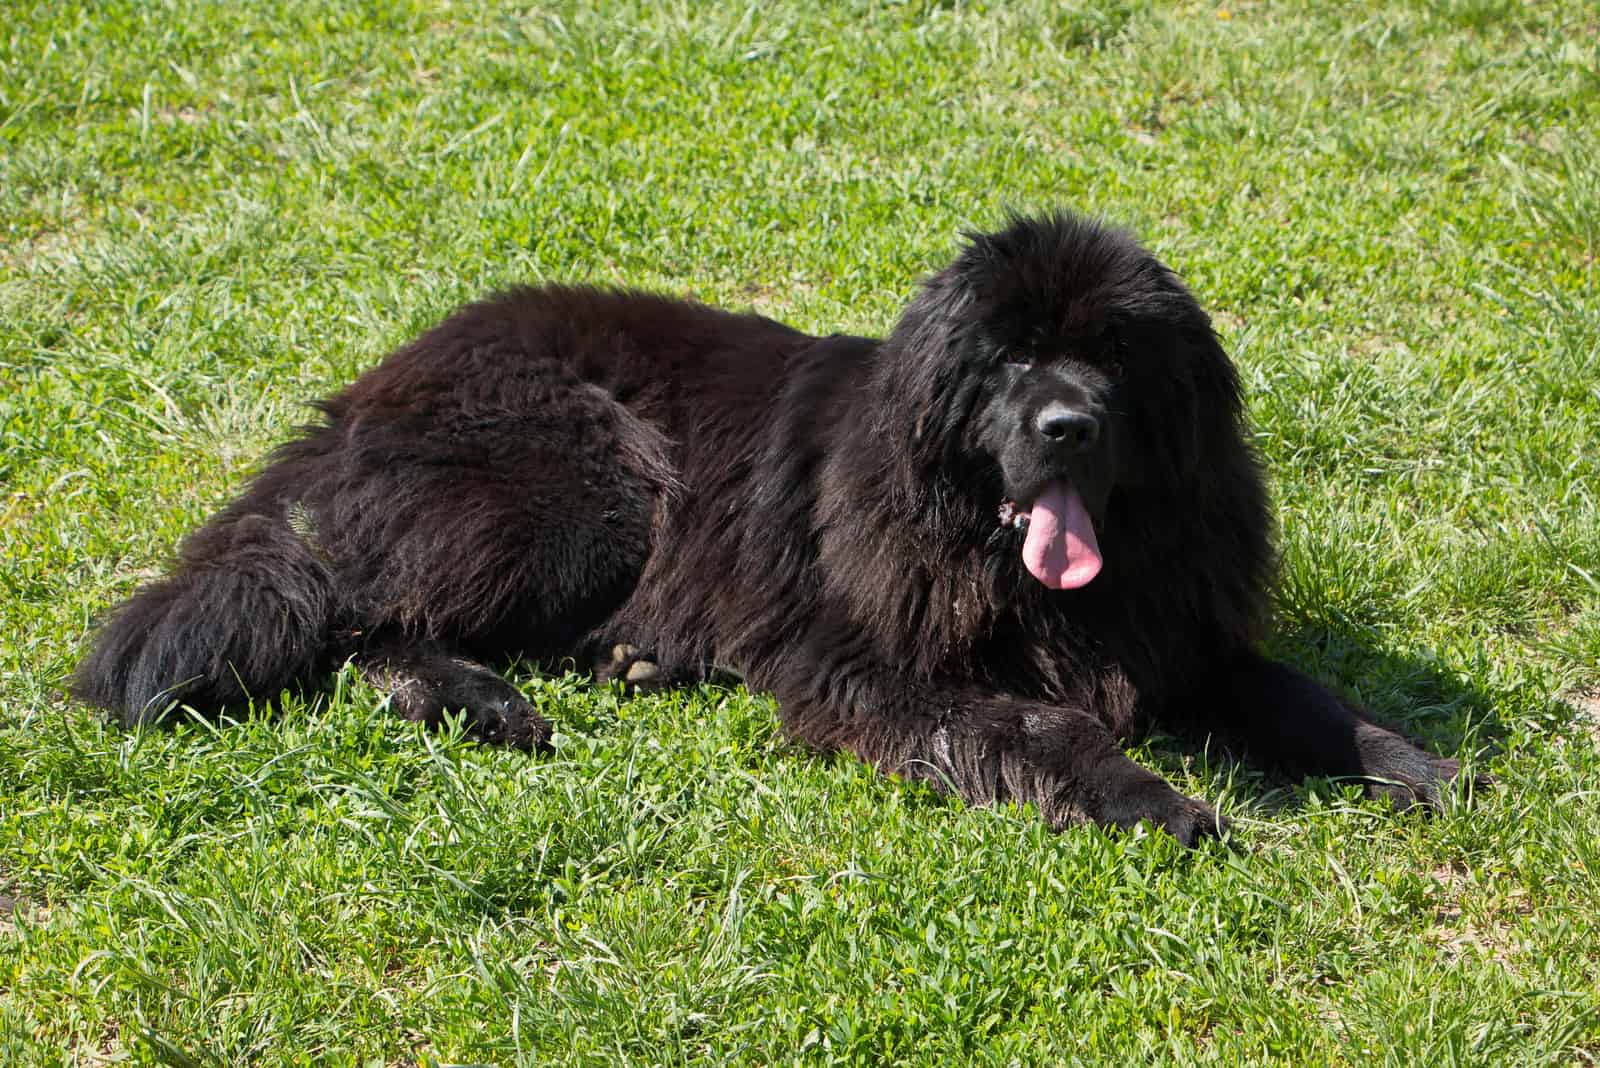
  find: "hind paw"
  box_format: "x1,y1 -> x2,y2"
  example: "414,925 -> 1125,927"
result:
595,643 -> 675,692
359,642 -> 555,752
469,697 -> 553,752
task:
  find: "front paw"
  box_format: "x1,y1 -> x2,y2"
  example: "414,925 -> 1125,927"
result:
1098,775 -> 1228,847
1362,754 -> 1490,813
1353,724 -> 1490,813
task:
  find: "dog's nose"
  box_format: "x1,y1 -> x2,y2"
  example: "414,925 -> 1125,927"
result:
1035,402 -> 1100,449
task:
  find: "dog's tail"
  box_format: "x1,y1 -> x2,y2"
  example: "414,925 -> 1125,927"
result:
72,507 -> 336,726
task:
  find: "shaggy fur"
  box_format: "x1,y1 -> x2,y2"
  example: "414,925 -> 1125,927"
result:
74,211 -> 1473,843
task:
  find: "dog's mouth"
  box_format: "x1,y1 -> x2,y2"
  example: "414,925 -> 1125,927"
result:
997,481 -> 1102,590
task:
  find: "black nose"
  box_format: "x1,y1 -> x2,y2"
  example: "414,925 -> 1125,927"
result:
1035,402 -> 1100,449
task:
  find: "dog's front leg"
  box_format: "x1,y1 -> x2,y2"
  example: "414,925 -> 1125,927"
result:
1189,650 -> 1481,810
771,672 -> 1225,845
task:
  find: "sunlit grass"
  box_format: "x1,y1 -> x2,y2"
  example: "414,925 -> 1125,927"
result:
2,0 -> 1597,1063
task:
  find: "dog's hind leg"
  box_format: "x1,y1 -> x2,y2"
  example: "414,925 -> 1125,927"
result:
354,638 -> 552,751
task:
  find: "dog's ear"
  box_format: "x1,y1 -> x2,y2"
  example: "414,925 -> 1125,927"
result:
881,266 -> 984,473
1113,313 -> 1244,487
1182,323 -> 1246,467
1118,252 -> 1247,483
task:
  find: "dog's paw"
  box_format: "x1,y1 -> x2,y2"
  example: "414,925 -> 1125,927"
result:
595,642 -> 675,692
1362,755 -> 1491,814
470,697 -> 553,753
1097,775 -> 1228,847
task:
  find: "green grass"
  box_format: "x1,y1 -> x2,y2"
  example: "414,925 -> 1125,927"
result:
3,0 -> 1599,1063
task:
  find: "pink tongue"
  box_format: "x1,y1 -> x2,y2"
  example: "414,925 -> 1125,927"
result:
1021,482 -> 1103,589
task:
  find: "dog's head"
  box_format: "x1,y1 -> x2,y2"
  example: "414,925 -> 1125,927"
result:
880,210 -> 1246,589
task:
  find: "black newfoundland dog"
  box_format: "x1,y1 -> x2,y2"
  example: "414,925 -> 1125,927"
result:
74,211 -> 1474,843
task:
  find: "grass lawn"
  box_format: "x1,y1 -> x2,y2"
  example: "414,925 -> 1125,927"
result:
3,0 -> 1599,1063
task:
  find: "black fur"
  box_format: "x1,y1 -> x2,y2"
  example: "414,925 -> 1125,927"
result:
74,210 -> 1475,843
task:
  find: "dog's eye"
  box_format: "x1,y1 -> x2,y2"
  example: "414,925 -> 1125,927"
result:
1003,352 -> 1033,370
1103,330 -> 1126,377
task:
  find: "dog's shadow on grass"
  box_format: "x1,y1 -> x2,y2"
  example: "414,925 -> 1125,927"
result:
1147,622 -> 1529,818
